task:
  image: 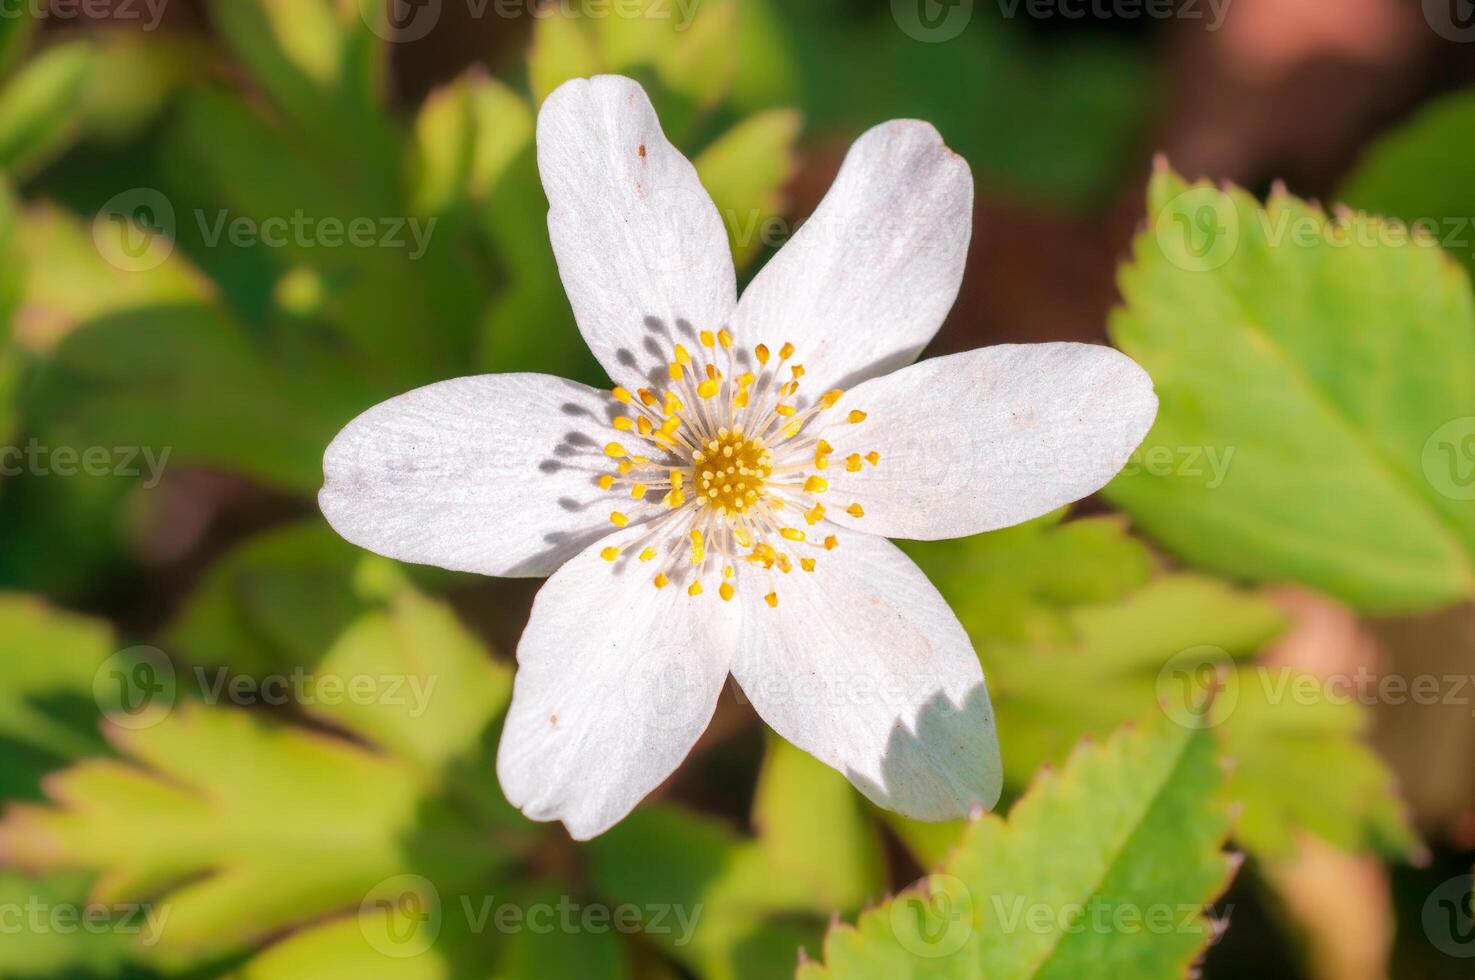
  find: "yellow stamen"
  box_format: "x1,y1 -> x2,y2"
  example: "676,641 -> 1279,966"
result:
610,512 -> 630,527
600,547 -> 620,562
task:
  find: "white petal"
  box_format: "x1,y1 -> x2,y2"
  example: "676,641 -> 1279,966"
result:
539,75 -> 736,392
822,343 -> 1158,541
729,119 -> 972,393
497,531 -> 736,840
320,373 -> 624,578
730,531 -> 1001,821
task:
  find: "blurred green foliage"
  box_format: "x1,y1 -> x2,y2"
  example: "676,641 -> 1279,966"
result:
0,0 -> 1470,977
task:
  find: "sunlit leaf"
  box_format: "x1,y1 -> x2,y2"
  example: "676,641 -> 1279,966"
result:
694,109 -> 800,269
0,40 -> 96,178
1107,165 -> 1475,613
798,715 -> 1234,979
0,582 -> 526,965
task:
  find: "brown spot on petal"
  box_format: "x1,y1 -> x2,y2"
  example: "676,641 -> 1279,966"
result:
638,144 -> 646,158
548,713 -> 558,726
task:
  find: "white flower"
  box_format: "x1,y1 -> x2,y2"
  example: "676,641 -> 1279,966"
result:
320,75 -> 1158,840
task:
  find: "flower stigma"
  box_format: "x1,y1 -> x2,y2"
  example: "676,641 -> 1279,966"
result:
596,331 -> 879,603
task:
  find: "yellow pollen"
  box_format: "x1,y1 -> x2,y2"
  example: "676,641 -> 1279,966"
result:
779,342 -> 795,360
597,474 -> 615,490
801,557 -> 816,572
605,442 -> 628,458
805,503 -> 826,524
674,344 -> 692,366
688,581 -> 703,597
755,344 -> 770,365
819,390 -> 843,409
803,476 -> 828,494
631,483 -> 648,499
613,416 -> 635,432
824,535 -> 838,551
846,503 -> 865,518
700,329 -> 715,347
600,547 -> 620,562
780,527 -> 805,542
719,582 -> 735,601
638,388 -> 658,407
847,410 -> 867,424
845,454 -> 863,472
612,386 -> 633,404
718,329 -> 734,349
610,512 -> 630,527
639,547 -> 656,562
866,451 -> 880,466
776,404 -> 796,417
765,592 -> 778,608
698,378 -> 720,399
693,429 -> 771,515
654,573 -> 669,589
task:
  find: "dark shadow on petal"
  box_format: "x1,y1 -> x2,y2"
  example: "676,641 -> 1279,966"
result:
844,682 -> 1003,821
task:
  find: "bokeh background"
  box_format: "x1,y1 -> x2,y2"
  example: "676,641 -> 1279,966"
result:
3,0 -> 1475,977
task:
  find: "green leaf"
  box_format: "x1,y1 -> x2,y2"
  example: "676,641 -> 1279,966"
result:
750,733 -> 885,913
902,513 -> 1154,648
528,13 -> 601,106
0,2 -> 36,79
909,516 -> 1417,862
0,177 -> 19,446
410,71 -> 533,217
1340,88 -> 1475,281
164,522 -> 392,676
798,715 -> 1234,980
0,871 -> 148,978
588,734 -> 884,979
0,594 -> 114,801
694,109 -> 801,269
0,40 -> 96,178
1107,165 -> 1475,613
0,582 -> 527,965
587,806 -> 823,980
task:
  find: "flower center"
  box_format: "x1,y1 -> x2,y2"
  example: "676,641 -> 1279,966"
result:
694,429 -> 771,515
595,330 -> 879,606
